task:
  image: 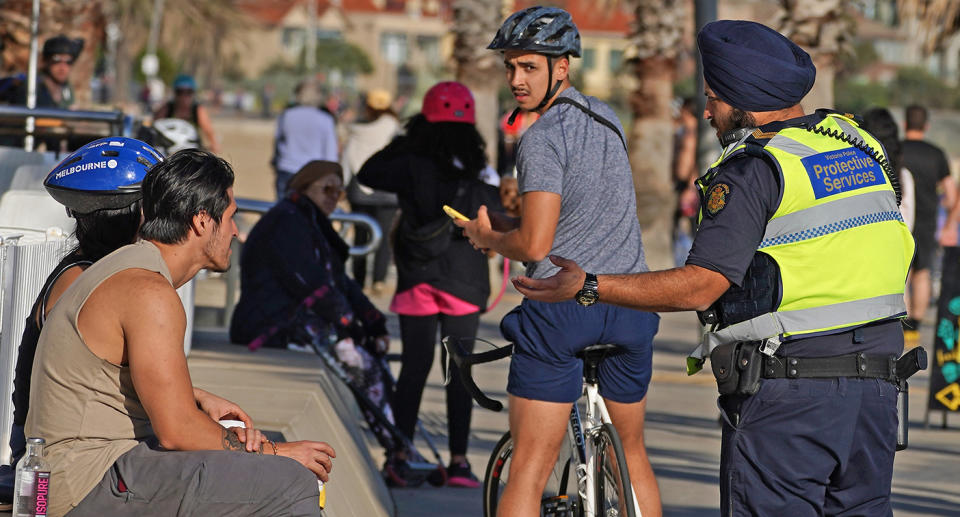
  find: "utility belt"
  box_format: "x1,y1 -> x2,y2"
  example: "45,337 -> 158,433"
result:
711,341 -> 927,449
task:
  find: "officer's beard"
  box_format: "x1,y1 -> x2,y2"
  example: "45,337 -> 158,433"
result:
712,107 -> 757,145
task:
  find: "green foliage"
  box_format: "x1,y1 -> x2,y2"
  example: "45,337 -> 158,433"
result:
834,79 -> 891,114
836,67 -> 960,113
837,41 -> 880,79
889,66 -> 958,108
299,39 -> 373,75
133,48 -> 177,85
672,75 -> 696,100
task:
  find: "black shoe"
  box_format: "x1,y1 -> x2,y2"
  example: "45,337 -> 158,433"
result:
383,457 -> 435,488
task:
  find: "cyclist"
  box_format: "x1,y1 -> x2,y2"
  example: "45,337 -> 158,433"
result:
457,7 -> 661,516
512,20 -> 914,516
10,34 -> 83,109
154,74 -> 220,153
8,137 -> 159,466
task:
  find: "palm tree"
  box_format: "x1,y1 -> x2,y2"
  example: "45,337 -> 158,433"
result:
774,0 -> 857,111
624,0 -> 686,270
898,0 -> 960,53
451,0 -> 505,166
1,0 -> 252,106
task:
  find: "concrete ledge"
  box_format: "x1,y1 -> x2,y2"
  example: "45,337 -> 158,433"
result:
188,341 -> 394,517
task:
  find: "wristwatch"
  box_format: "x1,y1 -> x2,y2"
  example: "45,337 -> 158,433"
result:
575,273 -> 599,307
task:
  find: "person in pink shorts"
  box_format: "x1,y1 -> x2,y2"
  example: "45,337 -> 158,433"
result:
358,81 -> 502,487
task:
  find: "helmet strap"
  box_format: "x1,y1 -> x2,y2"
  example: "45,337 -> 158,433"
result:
507,107 -> 522,126
534,56 -> 563,113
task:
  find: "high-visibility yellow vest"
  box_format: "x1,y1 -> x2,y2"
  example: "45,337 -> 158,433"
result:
694,112 -> 914,356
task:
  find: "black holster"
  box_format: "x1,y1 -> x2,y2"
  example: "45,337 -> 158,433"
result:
710,342 -> 763,395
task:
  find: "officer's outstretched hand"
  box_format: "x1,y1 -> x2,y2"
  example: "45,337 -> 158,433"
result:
512,255 -> 585,302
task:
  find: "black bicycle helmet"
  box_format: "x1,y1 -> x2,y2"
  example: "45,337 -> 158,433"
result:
42,35 -> 84,60
487,6 -> 581,58
44,137 -> 163,214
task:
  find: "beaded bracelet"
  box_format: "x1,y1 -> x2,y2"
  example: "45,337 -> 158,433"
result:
268,440 -> 278,456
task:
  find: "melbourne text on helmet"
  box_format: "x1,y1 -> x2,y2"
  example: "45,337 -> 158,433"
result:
55,160 -> 115,180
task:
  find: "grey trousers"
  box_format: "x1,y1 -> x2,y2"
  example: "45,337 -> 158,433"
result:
68,442 -> 322,517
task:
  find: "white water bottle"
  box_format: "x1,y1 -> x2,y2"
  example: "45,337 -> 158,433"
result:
13,437 -> 51,517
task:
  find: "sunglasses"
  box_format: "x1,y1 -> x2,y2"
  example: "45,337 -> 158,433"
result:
48,55 -> 74,65
320,184 -> 345,197
175,89 -> 195,96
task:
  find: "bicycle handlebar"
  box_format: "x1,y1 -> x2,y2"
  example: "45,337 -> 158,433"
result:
441,338 -> 513,412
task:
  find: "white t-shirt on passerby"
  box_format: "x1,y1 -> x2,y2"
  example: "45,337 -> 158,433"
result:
274,105 -> 338,173
341,114 -> 400,190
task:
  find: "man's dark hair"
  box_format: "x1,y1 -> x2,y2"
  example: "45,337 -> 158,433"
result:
862,107 -> 902,182
74,200 -> 142,260
390,113 -> 487,179
904,105 -> 927,131
139,149 -> 234,244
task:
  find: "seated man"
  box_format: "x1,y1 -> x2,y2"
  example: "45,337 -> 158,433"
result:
26,149 -> 334,517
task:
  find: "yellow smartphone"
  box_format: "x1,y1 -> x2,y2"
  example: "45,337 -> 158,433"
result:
442,205 -> 470,221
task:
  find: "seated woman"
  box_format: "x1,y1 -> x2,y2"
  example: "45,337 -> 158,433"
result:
230,160 -> 398,458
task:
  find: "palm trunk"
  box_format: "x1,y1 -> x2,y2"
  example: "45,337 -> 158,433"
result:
776,0 -> 854,112
626,0 -> 685,270
452,0 -> 504,166
629,56 -> 676,270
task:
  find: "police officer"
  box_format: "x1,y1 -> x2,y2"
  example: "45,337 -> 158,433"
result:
513,20 -> 914,516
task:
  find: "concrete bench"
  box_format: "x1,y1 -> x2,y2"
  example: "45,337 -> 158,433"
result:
188,337 -> 395,517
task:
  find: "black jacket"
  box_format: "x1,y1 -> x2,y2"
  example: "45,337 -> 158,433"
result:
230,194 -> 386,347
358,145 -> 502,309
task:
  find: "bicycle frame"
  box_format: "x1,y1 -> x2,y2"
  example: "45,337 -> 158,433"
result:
441,337 -> 642,517
563,381 -> 642,517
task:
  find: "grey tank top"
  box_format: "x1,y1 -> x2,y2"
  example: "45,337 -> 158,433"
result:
24,240 -> 172,517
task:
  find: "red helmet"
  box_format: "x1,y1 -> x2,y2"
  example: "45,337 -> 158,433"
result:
422,81 -> 475,124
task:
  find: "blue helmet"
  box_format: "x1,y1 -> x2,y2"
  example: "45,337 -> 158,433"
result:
487,6 -> 581,58
44,137 -> 164,214
172,74 -> 197,91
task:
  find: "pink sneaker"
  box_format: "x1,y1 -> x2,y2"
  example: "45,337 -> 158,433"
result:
446,461 -> 480,488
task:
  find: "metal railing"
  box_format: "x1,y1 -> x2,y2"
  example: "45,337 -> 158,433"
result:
0,105 -> 128,136
235,197 -> 382,257
221,197 -> 383,326
0,105 -> 131,152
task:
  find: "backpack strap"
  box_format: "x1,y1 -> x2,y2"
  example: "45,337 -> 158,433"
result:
551,97 -> 627,151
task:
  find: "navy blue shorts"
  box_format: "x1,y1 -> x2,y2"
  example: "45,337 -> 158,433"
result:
500,299 -> 659,404
719,377 -> 897,516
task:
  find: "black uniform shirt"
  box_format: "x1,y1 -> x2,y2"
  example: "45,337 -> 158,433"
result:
685,113 -> 903,358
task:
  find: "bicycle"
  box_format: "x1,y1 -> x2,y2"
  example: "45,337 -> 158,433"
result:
441,337 -> 642,517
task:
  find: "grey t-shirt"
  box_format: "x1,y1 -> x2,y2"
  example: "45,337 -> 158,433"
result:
517,87 -> 647,278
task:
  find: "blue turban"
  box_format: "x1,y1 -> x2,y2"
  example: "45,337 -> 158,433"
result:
697,20 -> 816,112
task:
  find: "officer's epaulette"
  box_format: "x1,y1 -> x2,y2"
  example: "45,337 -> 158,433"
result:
741,130 -> 775,158
814,108 -> 864,126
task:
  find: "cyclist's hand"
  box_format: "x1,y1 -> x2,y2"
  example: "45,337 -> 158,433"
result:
454,205 -> 492,252
512,255 -> 585,302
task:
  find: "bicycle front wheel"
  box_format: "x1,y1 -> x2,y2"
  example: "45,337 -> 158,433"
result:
483,431 -> 584,517
594,423 -> 637,517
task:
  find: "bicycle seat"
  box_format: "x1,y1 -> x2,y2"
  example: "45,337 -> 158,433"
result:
577,344 -> 624,384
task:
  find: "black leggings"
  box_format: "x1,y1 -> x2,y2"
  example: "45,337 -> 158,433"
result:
394,312 -> 479,456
